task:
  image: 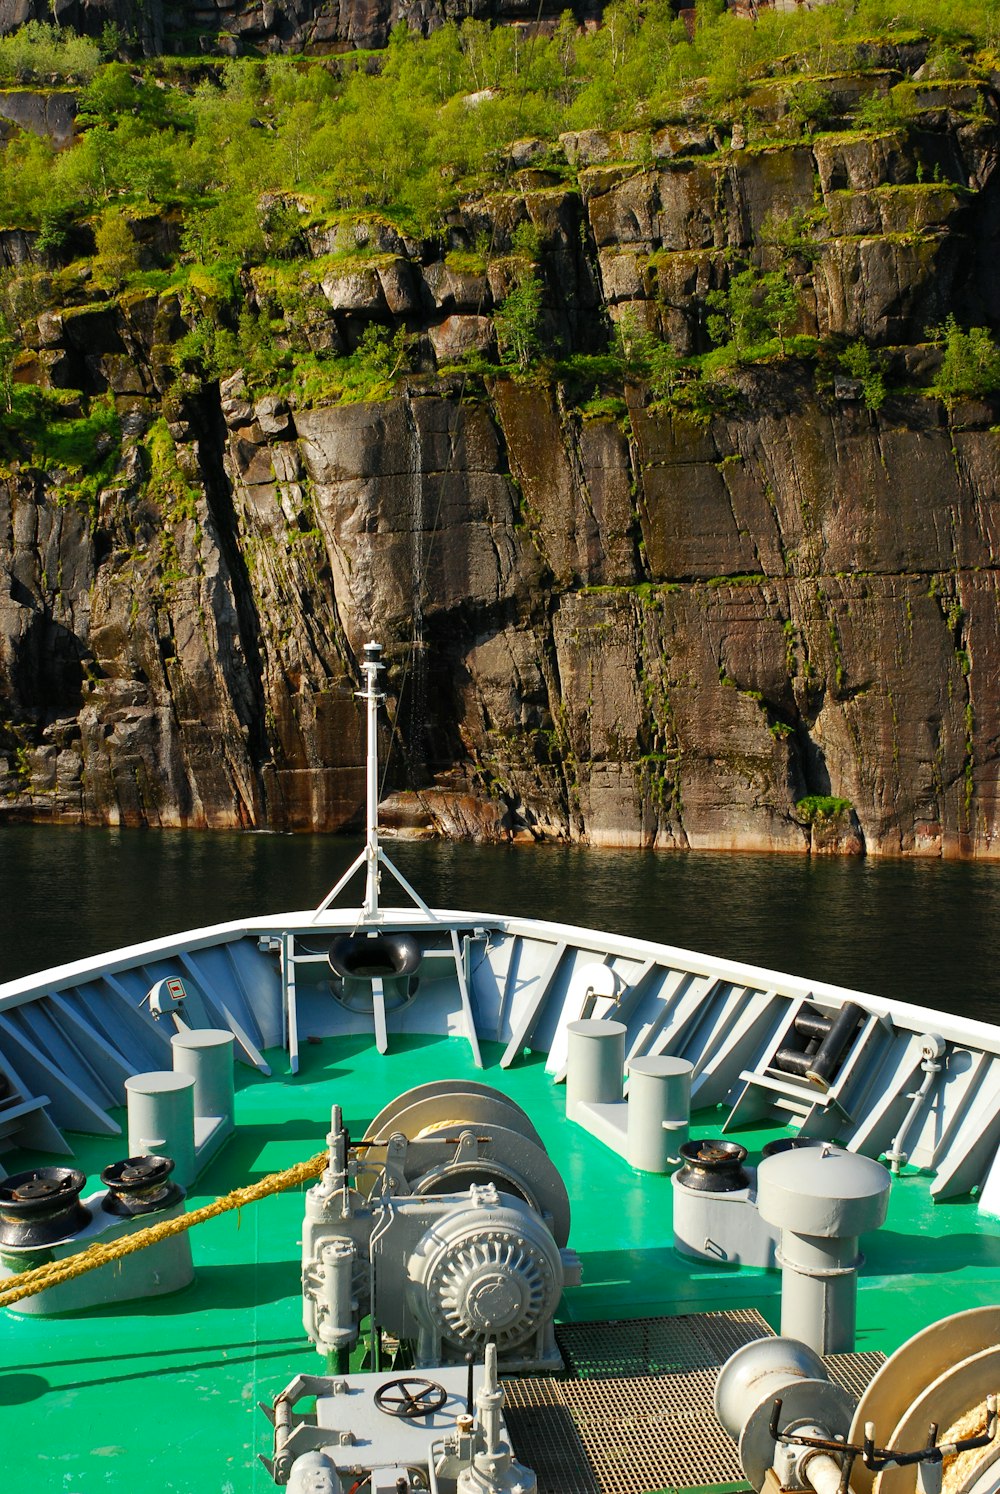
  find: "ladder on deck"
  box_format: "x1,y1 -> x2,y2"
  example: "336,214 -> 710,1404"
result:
723,997 -> 891,1137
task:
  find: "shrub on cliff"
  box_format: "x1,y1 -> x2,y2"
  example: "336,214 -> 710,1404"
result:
0,131 -> 57,230
283,324 -> 413,407
838,341 -> 888,412
494,225 -> 545,371
706,265 -> 802,362
0,387 -> 120,509
494,274 -> 544,371
796,795 -> 853,823
343,324 -> 412,399
788,81 -> 836,134
0,311 -> 14,415
607,312 -> 737,423
94,208 -> 140,290
852,86 -> 914,131
932,316 -> 1000,407
0,20 -> 100,84
143,417 -> 201,519
613,312 -> 684,401
78,63 -> 183,130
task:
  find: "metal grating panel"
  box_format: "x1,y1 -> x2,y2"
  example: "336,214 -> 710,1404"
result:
824,1351 -> 886,1401
556,1309 -> 773,1379
503,1369 -> 748,1493
501,1383 -> 600,1494
504,1315 -> 886,1494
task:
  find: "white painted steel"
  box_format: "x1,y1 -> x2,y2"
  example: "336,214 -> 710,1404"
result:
0,1191 -> 194,1314
4,901 -> 1000,1199
451,927 -> 483,1069
0,1010 -> 121,1137
0,900 -> 995,1059
176,950 -> 270,1073
672,1170 -> 777,1267
544,959 -> 619,1078
977,1138 -> 1000,1217
371,977 -> 388,1054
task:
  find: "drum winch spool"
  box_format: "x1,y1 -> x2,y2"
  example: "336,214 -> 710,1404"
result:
716,1311 -> 1000,1494
715,1336 -> 855,1491
360,1079 -> 569,1245
302,1081 -> 578,1373
849,1308 -> 1000,1494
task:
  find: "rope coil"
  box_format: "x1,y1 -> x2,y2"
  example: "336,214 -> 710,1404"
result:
0,1149 -> 329,1310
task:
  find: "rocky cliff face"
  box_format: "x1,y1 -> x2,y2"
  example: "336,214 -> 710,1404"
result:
0,0 -> 601,54
4,68 -> 1000,855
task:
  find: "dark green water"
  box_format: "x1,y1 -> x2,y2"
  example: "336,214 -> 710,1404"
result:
1,824 -> 999,1024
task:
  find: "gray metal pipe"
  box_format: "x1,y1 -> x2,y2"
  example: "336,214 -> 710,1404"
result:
776,1229 -> 861,1355
756,1145 -> 890,1358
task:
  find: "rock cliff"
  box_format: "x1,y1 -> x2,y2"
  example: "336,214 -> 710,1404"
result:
4,61 -> 1000,855
0,0 -> 601,55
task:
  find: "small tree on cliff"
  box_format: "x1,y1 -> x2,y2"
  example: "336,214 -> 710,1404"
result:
94,208 -> 139,290
706,265 -> 800,361
839,340 -> 887,412
932,316 -> 1000,408
613,310 -> 683,402
495,274 -> 544,370
495,220 -> 545,372
0,310 -> 14,414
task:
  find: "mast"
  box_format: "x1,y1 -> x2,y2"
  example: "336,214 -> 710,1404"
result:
361,640 -> 383,920
313,641 -> 437,923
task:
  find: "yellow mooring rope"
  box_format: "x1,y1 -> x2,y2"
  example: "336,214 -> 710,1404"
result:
0,1148 -> 330,1310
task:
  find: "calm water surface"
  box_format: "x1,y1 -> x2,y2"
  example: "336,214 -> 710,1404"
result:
1,825 -> 999,1024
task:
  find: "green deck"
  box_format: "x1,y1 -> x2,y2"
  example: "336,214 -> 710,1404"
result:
2,1035 -> 999,1493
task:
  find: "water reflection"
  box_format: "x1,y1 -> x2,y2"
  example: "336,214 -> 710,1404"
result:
1,825 -> 998,1023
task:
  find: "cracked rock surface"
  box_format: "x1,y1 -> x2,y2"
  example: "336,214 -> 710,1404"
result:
4,101 -> 1000,855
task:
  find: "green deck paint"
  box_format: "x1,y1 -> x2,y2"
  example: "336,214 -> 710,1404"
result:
1,1035 -> 998,1492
